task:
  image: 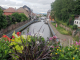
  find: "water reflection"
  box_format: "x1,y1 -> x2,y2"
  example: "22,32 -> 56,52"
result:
21,20 -> 51,40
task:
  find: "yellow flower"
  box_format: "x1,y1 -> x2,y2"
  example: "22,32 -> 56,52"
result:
76,48 -> 77,50
57,49 -> 59,51
68,49 -> 69,50
55,53 -> 57,55
11,39 -> 15,42
60,50 -> 61,52
73,57 -> 75,60
50,53 -> 52,56
58,47 -> 60,49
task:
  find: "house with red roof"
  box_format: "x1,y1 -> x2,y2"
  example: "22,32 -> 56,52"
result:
3,7 -> 23,15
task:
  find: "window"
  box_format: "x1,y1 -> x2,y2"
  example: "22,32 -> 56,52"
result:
77,21 -> 78,24
75,21 -> 76,23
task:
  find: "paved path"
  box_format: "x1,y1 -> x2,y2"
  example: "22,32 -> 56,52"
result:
49,22 -> 73,47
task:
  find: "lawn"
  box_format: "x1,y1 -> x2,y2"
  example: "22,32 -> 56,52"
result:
51,22 -> 71,35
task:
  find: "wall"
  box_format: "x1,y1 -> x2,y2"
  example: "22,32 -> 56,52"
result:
0,20 -> 27,37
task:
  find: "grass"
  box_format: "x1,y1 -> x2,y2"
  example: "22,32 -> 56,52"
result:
55,19 -> 73,30
51,22 -> 72,35
73,36 -> 79,41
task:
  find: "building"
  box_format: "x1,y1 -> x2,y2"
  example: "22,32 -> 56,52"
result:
74,16 -> 80,27
47,10 -> 51,19
47,10 -> 54,21
3,7 -> 23,16
23,5 -> 32,19
17,7 -> 29,17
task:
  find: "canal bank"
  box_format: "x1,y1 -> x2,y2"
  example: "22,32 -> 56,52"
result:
48,21 -> 73,47
1,20 -> 40,38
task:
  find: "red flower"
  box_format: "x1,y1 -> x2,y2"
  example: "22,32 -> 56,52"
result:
12,36 -> 15,39
16,32 -> 21,36
2,35 -> 7,38
2,35 -> 11,42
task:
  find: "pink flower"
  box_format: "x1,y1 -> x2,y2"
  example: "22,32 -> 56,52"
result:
56,46 -> 59,48
53,36 -> 57,39
78,41 -> 80,46
51,46 -> 54,48
49,37 -> 53,40
75,41 -> 78,45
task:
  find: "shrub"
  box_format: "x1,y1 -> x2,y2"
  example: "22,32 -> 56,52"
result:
20,13 -> 28,21
0,8 -> 7,30
0,38 -> 12,60
12,12 -> 21,22
72,25 -> 78,30
10,32 -> 53,60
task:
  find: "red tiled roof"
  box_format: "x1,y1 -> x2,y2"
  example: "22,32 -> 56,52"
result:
4,7 -> 23,13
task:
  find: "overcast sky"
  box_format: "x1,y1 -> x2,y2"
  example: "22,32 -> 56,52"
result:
0,0 -> 55,14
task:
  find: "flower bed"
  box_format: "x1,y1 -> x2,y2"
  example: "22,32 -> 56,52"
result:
0,32 -> 80,60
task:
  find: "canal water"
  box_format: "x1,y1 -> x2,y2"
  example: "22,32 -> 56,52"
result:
21,20 -> 52,40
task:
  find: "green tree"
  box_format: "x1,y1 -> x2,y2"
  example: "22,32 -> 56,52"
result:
20,13 -> 28,21
12,12 -> 21,22
51,0 -> 79,23
0,8 -> 7,30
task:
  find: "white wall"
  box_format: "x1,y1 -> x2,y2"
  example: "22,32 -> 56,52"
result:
74,20 -> 80,27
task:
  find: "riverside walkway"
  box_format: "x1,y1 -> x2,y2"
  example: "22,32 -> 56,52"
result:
5,20 -> 39,37
48,21 -> 73,47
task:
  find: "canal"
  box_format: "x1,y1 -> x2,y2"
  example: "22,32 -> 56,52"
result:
21,20 -> 52,40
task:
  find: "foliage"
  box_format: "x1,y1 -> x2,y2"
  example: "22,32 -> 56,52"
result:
51,40 -> 80,60
6,15 -> 12,26
12,12 -> 22,22
51,23 -> 69,35
0,38 -> 12,60
72,25 -> 78,30
20,13 -> 28,21
1,31 -> 80,60
73,36 -> 79,42
51,0 -> 80,22
0,8 -> 7,30
9,31 -> 54,60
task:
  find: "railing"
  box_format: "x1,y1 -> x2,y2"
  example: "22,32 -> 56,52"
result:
6,20 -> 39,37
48,22 -> 59,42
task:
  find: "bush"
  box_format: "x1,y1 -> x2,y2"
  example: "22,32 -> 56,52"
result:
6,15 -> 12,26
10,32 -> 53,60
12,12 -> 21,22
72,25 -> 78,30
0,8 -> 7,30
20,13 -> 28,21
0,38 -> 12,60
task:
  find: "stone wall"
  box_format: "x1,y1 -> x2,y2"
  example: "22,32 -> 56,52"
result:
59,24 -> 72,32
0,20 -> 28,36
59,24 -> 79,36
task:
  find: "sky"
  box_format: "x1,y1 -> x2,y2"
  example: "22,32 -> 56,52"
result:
0,0 -> 55,14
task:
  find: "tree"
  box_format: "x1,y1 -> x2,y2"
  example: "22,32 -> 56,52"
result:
0,8 -> 7,30
51,0 -> 79,22
20,13 -> 28,21
12,12 -> 21,22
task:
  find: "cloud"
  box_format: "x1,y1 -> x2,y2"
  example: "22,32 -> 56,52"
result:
0,0 -> 55,14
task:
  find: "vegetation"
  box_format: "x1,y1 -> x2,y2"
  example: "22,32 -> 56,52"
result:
0,37 -> 12,60
51,22 -> 72,35
55,19 -> 73,29
0,9 -> 28,30
0,8 -> 7,30
12,12 -> 22,22
20,13 -> 28,21
0,31 -> 80,60
73,36 -> 79,41
51,0 -> 80,25
72,25 -> 78,30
